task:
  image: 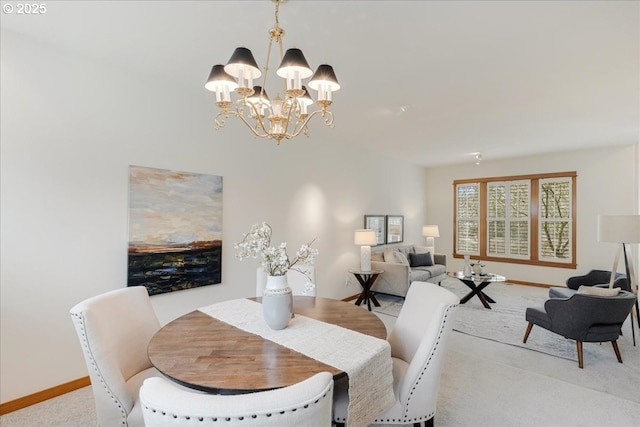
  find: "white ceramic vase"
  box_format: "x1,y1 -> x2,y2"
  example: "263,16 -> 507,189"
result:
262,275 -> 293,330
463,255 -> 472,277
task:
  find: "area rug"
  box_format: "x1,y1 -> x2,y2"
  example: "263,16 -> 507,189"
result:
373,279 -> 640,370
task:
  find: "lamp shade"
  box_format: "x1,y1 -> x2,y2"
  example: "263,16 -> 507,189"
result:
204,65 -> 239,92
308,64 -> 341,92
276,48 -> 313,79
224,47 -> 262,79
354,229 -> 377,246
597,215 -> 640,243
298,86 -> 314,107
246,86 -> 270,105
422,225 -> 440,238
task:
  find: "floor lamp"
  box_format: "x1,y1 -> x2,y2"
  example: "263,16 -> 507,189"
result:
597,214 -> 640,345
422,225 -> 440,255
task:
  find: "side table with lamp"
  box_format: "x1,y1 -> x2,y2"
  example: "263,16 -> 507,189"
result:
353,229 -> 383,311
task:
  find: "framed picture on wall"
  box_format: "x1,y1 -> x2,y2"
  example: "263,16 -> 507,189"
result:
364,215 -> 386,246
386,215 -> 404,243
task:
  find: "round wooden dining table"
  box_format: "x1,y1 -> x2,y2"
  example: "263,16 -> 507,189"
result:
147,296 -> 387,393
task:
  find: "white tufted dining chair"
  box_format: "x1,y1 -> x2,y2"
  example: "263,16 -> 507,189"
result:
139,372 -> 334,427
70,286 -> 161,426
256,266 -> 316,297
334,281 -> 459,427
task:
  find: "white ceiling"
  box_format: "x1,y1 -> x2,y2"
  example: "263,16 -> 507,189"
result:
2,0 -> 638,167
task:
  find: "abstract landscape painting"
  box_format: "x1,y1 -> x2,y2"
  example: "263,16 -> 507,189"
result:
127,166 -> 222,295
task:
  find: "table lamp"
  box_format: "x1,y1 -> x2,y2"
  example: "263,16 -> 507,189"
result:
597,215 -> 640,292
354,229 -> 377,272
422,225 -> 440,254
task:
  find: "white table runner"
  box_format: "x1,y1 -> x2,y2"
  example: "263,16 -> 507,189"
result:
199,299 -> 395,427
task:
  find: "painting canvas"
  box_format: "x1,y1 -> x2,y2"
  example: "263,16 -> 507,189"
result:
127,166 -> 222,295
364,215 -> 386,246
386,215 -> 404,243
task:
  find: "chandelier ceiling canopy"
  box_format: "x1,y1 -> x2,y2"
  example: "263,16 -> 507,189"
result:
205,0 -> 340,144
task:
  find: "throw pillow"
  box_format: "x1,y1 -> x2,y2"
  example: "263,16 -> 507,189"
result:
414,245 -> 430,254
409,252 -> 433,267
577,286 -> 620,297
395,251 -> 410,266
383,249 -> 398,263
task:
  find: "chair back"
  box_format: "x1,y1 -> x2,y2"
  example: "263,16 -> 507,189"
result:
545,290 -> 636,341
256,266 -> 316,297
70,286 -> 161,426
140,372 -> 333,427
387,281 -> 459,420
567,270 -> 629,291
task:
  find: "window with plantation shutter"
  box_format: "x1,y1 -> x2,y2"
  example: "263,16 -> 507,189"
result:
456,183 -> 480,255
539,177 -> 572,263
487,181 -> 530,258
454,172 -> 576,268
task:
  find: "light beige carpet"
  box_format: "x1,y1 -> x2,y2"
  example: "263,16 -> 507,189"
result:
373,279 -> 640,406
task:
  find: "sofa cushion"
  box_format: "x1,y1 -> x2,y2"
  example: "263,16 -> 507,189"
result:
410,270 -> 431,282
409,252 -> 433,267
412,264 -> 446,277
396,246 -> 415,259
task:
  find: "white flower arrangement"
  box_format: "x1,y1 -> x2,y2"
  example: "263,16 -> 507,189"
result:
234,222 -> 319,277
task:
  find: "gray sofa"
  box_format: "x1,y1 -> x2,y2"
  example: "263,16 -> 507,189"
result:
370,244 -> 446,297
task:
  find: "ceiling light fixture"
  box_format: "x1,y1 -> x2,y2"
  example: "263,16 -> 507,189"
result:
475,153 -> 482,165
205,0 -> 340,145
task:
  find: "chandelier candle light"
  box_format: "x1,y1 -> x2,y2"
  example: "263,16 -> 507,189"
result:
205,0 -> 340,144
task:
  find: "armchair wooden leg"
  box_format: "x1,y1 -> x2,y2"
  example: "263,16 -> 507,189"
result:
523,322 -> 534,343
612,340 -> 623,363
577,341 -> 584,369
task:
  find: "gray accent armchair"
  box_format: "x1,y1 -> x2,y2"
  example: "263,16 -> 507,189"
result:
523,290 -> 636,368
549,270 -> 638,346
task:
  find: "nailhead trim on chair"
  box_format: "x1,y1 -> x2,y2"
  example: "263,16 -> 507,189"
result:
71,312 -> 129,426
341,303 -> 456,426
142,389 -> 330,423
393,304 -> 457,424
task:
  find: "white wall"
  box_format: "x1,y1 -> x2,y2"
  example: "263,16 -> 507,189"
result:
425,144 -> 638,286
0,31 -> 429,402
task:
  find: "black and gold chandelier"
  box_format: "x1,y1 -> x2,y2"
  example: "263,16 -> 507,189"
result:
205,0 -> 340,144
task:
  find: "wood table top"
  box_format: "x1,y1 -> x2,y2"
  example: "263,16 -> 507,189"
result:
147,296 -> 387,393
